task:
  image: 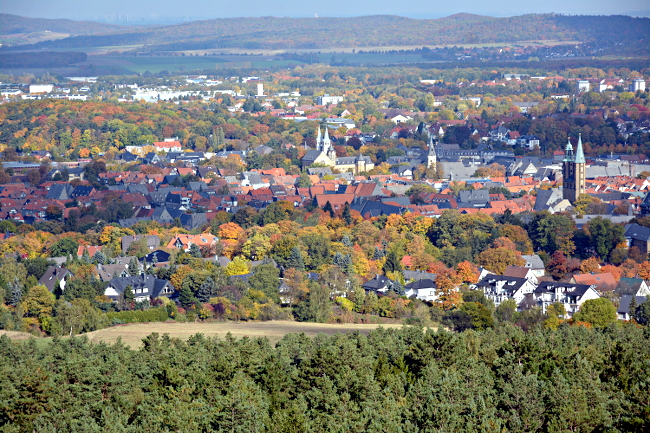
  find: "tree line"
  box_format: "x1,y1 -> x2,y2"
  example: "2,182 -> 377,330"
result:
0,323 -> 648,432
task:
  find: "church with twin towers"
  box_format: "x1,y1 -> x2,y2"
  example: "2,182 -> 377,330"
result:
301,125 -> 374,174
562,134 -> 586,203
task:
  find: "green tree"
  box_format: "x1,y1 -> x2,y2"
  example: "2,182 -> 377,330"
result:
50,237 -> 79,257
585,217 -> 625,261
573,298 -> 617,327
286,246 -> 305,271
383,250 -> 402,274
296,172 -> 312,188
178,285 -> 197,308
495,299 -> 517,323
248,263 -> 280,303
188,243 -> 202,258
460,301 -> 494,330
128,257 -> 140,275
293,282 -> 330,322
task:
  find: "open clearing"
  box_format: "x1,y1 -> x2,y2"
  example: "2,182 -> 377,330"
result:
0,330 -> 35,340
80,320 -> 405,348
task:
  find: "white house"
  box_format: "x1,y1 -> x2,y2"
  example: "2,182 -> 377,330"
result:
474,275 -> 536,308
533,281 -> 600,318
405,278 -> 438,302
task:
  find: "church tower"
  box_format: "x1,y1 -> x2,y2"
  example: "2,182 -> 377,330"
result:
427,135 -> 437,168
562,134 -> 586,203
322,126 -> 336,161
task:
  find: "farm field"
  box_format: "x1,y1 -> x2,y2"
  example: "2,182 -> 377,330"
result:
81,321 -> 407,348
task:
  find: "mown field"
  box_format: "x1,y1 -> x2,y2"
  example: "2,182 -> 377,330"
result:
2,321 -> 407,348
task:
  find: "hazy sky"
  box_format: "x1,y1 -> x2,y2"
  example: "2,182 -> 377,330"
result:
2,0 -> 648,22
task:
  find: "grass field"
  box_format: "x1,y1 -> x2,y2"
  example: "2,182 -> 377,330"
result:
2,321 -> 407,349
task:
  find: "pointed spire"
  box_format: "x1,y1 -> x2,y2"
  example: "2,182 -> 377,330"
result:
574,133 -> 586,164
563,137 -> 574,161
323,126 -> 330,143
316,126 -> 322,150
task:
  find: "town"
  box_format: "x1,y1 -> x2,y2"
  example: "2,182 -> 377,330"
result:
0,65 -> 649,334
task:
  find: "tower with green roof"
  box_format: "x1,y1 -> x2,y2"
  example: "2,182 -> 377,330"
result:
562,134 -> 586,203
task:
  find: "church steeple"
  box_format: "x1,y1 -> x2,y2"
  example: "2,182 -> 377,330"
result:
562,135 -> 586,204
574,133 -> 586,164
323,126 -> 331,148
316,126 -> 322,150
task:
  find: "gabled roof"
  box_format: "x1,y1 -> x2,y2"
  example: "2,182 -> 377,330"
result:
618,295 -> 648,315
624,223 -> 650,242
38,266 -> 73,292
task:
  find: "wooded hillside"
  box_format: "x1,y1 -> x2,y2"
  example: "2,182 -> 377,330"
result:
6,13 -> 649,51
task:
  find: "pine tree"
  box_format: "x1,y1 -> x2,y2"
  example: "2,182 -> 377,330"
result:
342,202 -> 352,225
197,277 -> 215,303
128,257 -> 140,275
93,250 -> 107,265
323,201 -> 334,218
628,296 -> 638,321
383,250 -> 402,274
9,277 -> 22,306
179,285 -> 197,308
342,235 -> 352,248
387,280 -> 405,296
123,285 -> 135,304
343,254 -> 354,274
286,247 -> 305,271
333,252 -> 345,267
373,246 -> 385,260
189,243 -> 202,258
82,249 -> 91,263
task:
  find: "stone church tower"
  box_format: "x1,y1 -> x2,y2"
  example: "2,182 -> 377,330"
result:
562,134 -> 586,203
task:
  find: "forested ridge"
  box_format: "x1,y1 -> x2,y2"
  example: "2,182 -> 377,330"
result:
7,14 -> 649,51
1,324 -> 648,432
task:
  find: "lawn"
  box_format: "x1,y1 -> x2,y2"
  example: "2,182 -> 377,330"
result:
81,320 -> 406,348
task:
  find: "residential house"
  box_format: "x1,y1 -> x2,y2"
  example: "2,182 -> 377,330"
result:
121,234 -> 160,253
617,295 -> 648,320
616,278 -> 650,297
519,254 -> 546,278
153,140 -> 182,153
503,266 -> 539,284
624,223 -> 650,255
362,274 -> 393,294
167,233 -> 218,252
474,275 -> 536,308
38,266 -> 73,292
77,245 -> 103,259
142,250 -> 171,265
405,278 -> 438,302
533,281 -> 600,318
571,273 -> 617,292
96,263 -> 130,282
104,274 -> 176,302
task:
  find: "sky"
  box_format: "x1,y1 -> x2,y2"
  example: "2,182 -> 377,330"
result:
2,0 -> 649,23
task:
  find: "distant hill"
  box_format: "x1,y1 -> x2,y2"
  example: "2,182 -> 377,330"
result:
0,13 -> 130,35
3,14 -> 649,51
